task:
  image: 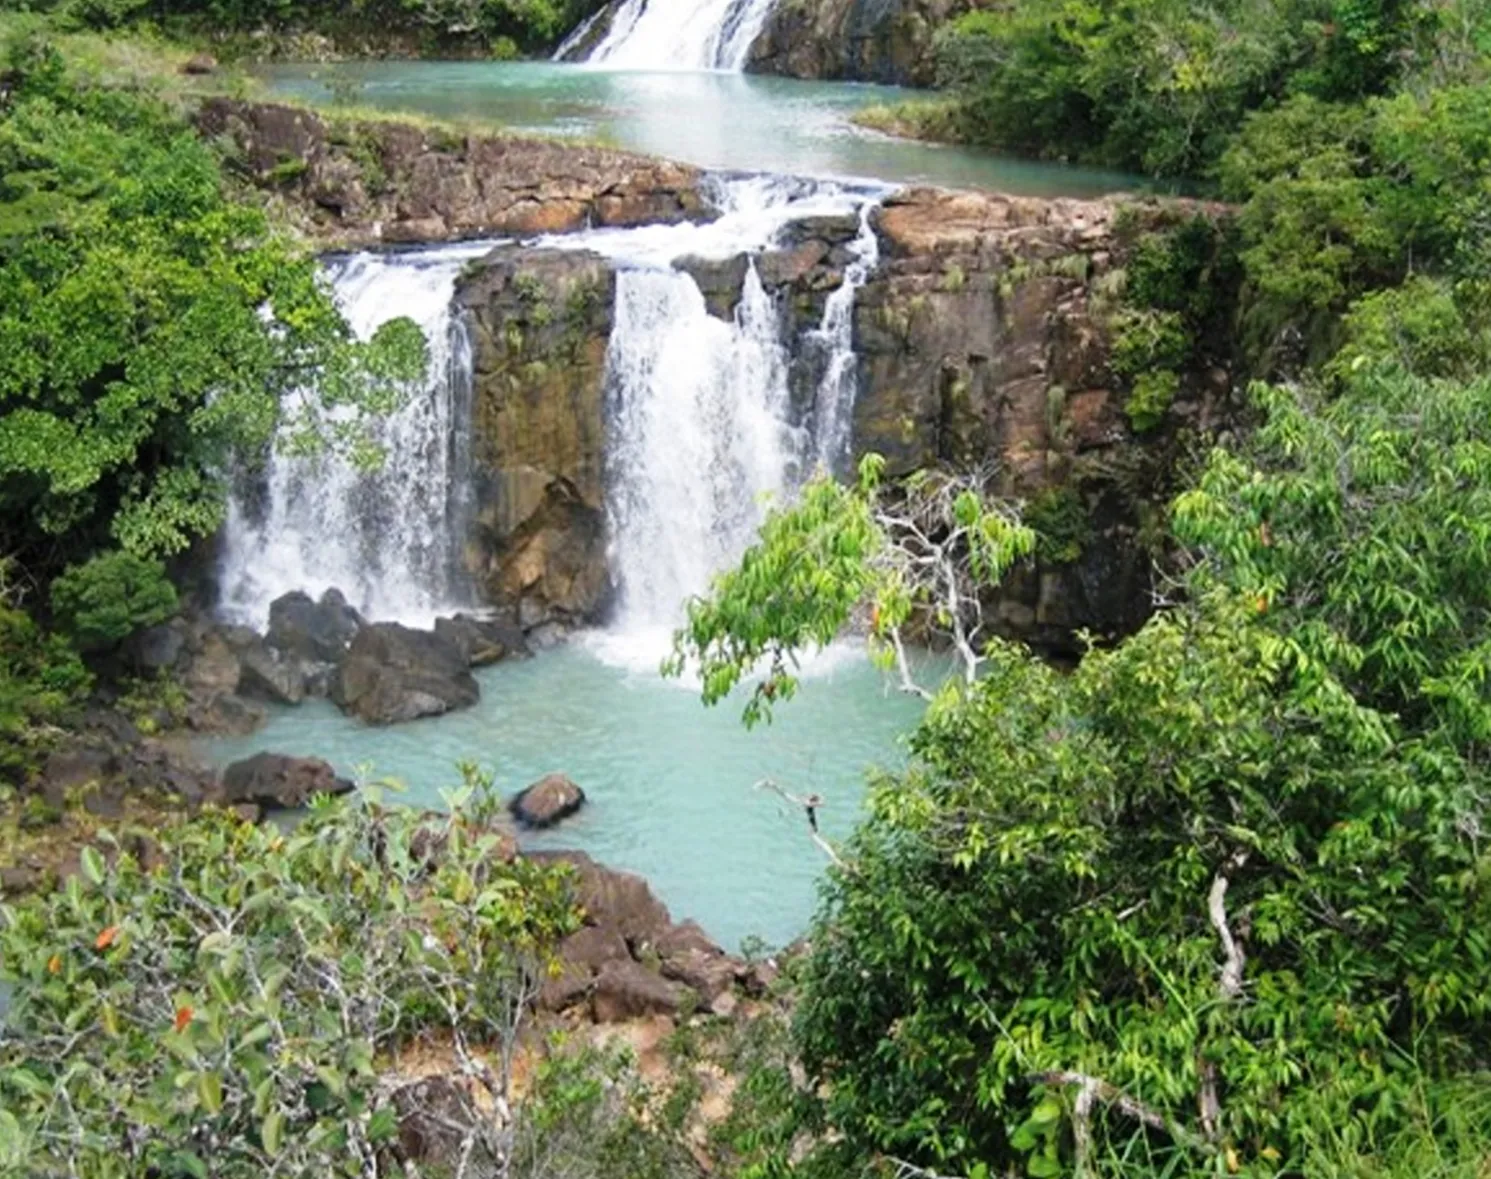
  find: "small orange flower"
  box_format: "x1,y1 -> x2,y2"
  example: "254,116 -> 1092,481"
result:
95,926 -> 119,951
1254,595 -> 1268,614
47,954 -> 62,975
173,1005 -> 194,1033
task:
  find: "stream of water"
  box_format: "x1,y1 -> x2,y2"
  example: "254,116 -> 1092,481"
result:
255,60 -> 1148,197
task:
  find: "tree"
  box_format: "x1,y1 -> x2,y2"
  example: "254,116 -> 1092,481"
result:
0,40 -> 428,588
673,367 -> 1491,1175
666,455 -> 1033,727
48,549 -> 177,651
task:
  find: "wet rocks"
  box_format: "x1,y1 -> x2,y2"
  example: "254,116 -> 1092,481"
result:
433,613 -> 529,667
457,248 -> 617,629
219,752 -> 353,810
509,773 -> 587,829
266,588 -> 363,665
333,621 -> 479,725
745,0 -> 968,86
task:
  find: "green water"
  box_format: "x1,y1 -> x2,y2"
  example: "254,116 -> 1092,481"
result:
257,60 -> 1148,197
202,640 -> 934,950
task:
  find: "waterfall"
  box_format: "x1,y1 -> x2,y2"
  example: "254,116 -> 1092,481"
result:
217,242 -> 492,629
216,175 -> 882,660
572,176 -> 885,663
603,262 -> 798,638
809,200 -> 880,475
568,0 -> 777,70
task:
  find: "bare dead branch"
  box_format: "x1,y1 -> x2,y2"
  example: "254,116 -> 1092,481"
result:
757,778 -> 849,869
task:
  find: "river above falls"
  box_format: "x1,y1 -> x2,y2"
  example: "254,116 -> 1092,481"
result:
255,60 -> 1151,197
202,640 -> 934,951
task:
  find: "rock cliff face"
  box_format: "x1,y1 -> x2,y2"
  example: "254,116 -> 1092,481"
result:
195,98 -> 706,249
455,248 -> 617,628
851,189 -> 1234,648
744,0 -> 975,85
449,191 -> 1231,649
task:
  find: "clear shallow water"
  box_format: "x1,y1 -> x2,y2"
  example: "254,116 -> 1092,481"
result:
201,639 -> 933,950
256,60 -> 1150,197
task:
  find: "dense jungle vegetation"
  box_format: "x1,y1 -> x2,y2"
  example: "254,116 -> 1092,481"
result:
2,0 -> 1491,1176
0,0 -> 602,58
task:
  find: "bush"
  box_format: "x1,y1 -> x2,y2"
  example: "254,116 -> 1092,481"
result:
0,598 -> 90,782
48,550 -> 178,651
792,592 -> 1491,1176
0,789 -> 580,1177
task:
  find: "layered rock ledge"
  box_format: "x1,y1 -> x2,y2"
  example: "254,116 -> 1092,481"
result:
196,97 -> 707,248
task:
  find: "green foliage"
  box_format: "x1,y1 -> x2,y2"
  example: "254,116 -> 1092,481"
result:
667,455 -> 1034,725
18,0 -> 604,55
0,582 -> 90,782
791,590 -> 1491,1175
1174,368 -> 1491,751
0,41 -> 428,587
665,459 -> 882,727
1023,485 -> 1089,564
933,0 -> 1486,178
1221,81 -> 1491,360
48,550 -> 177,651
0,790 -> 579,1177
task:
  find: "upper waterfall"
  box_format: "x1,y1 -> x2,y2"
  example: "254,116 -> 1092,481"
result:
558,0 -> 776,70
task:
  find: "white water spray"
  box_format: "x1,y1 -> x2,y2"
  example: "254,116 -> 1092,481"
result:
218,242 -> 492,629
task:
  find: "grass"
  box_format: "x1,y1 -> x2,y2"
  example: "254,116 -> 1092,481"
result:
852,97 -> 965,145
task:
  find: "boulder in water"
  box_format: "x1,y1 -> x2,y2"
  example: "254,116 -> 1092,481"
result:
433,613 -> 529,667
219,752 -> 352,810
333,622 -> 479,725
508,772 -> 586,829
266,588 -> 363,665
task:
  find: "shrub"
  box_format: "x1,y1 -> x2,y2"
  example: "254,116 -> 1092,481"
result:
0,789 -> 580,1177
48,550 -> 178,651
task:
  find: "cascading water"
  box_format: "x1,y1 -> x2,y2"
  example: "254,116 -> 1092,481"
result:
217,241 -> 493,629
559,0 -> 776,70
542,174 -> 886,663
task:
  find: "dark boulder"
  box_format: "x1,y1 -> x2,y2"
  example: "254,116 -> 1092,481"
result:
526,849 -> 672,949
508,773 -> 586,829
180,53 -> 218,75
433,614 -> 529,667
236,642 -> 308,705
189,692 -> 265,736
220,752 -> 353,810
591,958 -> 688,1023
129,619 -> 188,672
37,744 -> 115,809
540,923 -> 632,1012
266,588 -> 363,665
332,622 -> 478,725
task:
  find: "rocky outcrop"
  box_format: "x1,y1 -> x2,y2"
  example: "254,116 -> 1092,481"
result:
333,622 -> 481,724
745,0 -> 974,85
509,773 -> 587,829
195,98 -> 707,249
218,752 -> 354,810
527,850 -> 760,1021
457,248 -> 617,628
851,188 -> 1234,648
